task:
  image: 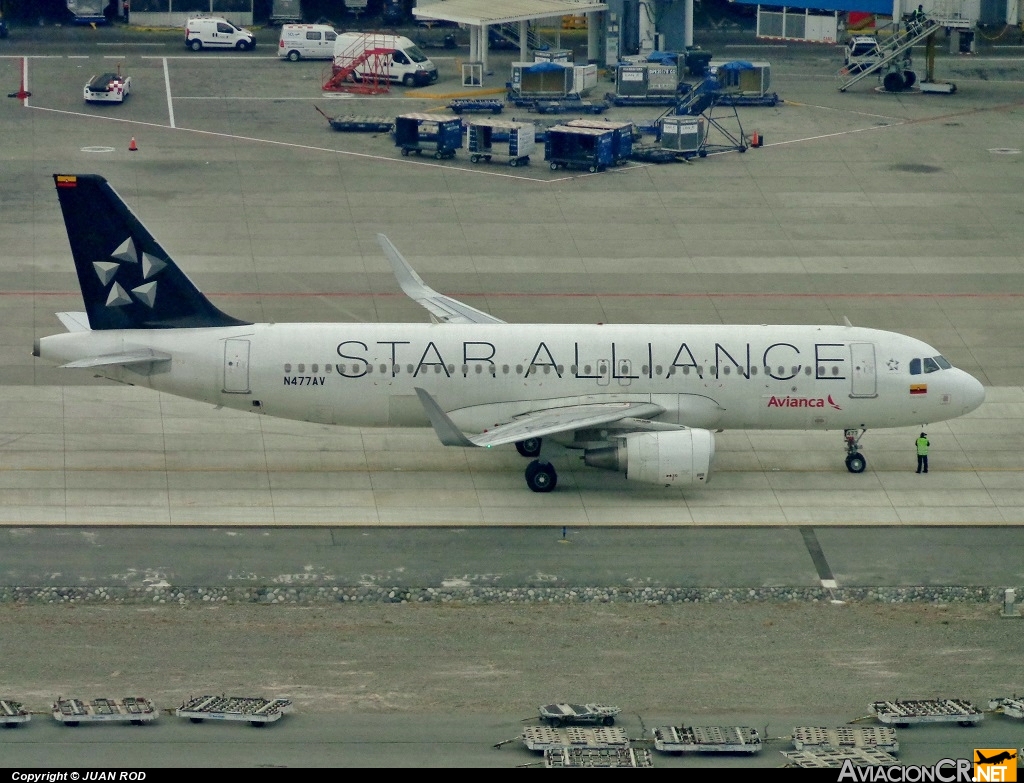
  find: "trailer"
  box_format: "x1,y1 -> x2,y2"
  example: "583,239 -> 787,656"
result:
176,695 -> 293,727
52,697 -> 157,726
871,699 -> 983,727
394,113 -> 463,159
792,726 -> 899,754
565,119 -> 635,165
988,696 -> 1024,719
521,725 -> 630,751
448,99 -> 503,115
467,119 -> 535,166
1,699 -> 30,727
544,126 -> 616,172
315,106 -> 394,133
545,747 -> 653,768
538,702 -> 621,726
783,747 -> 899,768
653,725 -> 762,754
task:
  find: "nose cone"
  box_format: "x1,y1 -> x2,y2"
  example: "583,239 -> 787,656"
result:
962,371 -> 986,414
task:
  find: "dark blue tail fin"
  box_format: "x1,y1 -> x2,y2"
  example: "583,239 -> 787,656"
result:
53,174 -> 250,330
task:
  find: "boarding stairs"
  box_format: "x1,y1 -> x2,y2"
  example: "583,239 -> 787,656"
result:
323,33 -> 393,95
492,22 -> 559,54
837,16 -> 940,92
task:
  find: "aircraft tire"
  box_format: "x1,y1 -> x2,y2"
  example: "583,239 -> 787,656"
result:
603,717 -> 615,726
846,453 -> 867,474
516,438 -> 542,458
526,460 -> 557,492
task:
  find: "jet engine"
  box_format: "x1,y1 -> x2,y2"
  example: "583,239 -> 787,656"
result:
584,429 -> 715,486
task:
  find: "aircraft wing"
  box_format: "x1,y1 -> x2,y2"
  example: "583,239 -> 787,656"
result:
415,387 -> 665,448
62,348 -> 172,369
377,234 -> 506,325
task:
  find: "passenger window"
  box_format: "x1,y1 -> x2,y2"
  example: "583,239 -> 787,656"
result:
284,363 -> 291,373
217,23 -> 232,33
910,358 -> 921,375
298,364 -> 305,373
923,357 -> 940,373
393,51 -> 408,64
311,364 -> 318,373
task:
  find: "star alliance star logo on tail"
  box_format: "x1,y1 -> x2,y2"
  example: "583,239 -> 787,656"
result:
92,236 -> 166,311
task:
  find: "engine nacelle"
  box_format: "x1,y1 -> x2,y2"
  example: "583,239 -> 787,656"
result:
584,429 -> 715,486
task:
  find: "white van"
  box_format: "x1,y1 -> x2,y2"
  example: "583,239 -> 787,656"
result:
332,32 -> 438,87
184,17 -> 256,52
278,24 -> 337,61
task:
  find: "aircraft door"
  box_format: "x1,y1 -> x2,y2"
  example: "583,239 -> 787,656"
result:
223,338 -> 251,393
596,359 -> 610,386
617,359 -> 632,387
850,342 -> 877,398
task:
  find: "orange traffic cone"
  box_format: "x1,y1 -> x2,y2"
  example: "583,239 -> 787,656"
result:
129,137 -> 138,151
750,130 -> 760,148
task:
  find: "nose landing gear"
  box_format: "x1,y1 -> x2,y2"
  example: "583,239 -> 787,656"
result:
844,428 -> 867,473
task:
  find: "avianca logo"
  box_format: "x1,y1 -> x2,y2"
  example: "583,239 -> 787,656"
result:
767,394 -> 842,410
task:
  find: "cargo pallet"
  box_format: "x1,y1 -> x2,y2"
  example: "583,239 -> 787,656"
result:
871,699 -> 982,726
52,697 -> 157,726
792,726 -> 899,754
989,696 -> 1024,719
521,725 -> 630,751
783,747 -> 899,768
653,725 -> 762,754
176,695 -> 292,726
1,699 -> 30,727
545,747 -> 653,768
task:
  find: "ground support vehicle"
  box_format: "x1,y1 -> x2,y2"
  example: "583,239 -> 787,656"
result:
84,72 -> 131,103
520,725 -> 629,751
791,726 -> 899,753
184,17 -> 256,51
1,699 -> 29,727
315,106 -> 393,132
544,126 -> 615,172
395,113 -> 463,159
467,119 -> 534,166
538,703 -> 621,727
52,697 -> 157,726
176,695 -> 292,727
545,747 -> 653,768
653,725 -> 762,754
989,696 -> 1024,719
871,699 -> 982,727
448,98 -> 503,114
531,97 -> 608,115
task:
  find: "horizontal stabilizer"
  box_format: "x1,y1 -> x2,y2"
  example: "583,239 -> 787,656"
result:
56,312 -> 91,332
414,387 -> 665,448
62,348 -> 171,369
377,234 -> 505,325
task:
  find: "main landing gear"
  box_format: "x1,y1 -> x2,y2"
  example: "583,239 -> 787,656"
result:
516,437 -> 556,492
844,428 -> 867,473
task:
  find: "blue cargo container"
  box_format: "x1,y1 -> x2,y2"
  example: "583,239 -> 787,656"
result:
565,119 -> 635,165
395,113 -> 463,159
544,125 -> 615,172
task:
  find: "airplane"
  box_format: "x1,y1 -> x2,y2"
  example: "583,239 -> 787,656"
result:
34,173 -> 986,492
975,751 -> 1016,765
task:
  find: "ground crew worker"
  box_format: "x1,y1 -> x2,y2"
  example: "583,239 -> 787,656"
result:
123,0 -> 129,24
916,432 -> 930,473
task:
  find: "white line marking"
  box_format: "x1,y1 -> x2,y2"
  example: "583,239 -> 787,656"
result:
162,58 -> 175,129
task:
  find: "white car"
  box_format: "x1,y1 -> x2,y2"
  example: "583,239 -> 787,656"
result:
84,72 -> 131,103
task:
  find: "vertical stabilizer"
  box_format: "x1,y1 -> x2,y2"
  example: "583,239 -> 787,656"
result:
53,174 -> 250,330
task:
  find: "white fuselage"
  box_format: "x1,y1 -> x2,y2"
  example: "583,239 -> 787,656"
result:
37,322 -> 985,439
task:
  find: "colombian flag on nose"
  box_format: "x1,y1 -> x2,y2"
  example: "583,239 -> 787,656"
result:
910,384 -> 927,395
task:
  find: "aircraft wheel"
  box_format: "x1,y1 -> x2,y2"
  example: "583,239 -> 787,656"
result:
846,453 -> 867,474
516,438 -> 541,458
525,460 -> 557,492
602,717 -> 615,726
883,71 -> 906,92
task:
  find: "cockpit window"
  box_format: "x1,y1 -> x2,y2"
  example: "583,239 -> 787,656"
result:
910,356 -> 950,375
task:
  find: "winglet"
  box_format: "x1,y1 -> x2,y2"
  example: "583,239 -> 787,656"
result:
414,387 -> 477,448
376,234 -> 505,325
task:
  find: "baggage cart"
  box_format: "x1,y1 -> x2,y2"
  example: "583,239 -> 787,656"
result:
448,98 -> 503,115
467,119 -> 535,166
1,699 -> 30,727
565,119 -> 635,164
544,125 -> 615,172
52,697 -> 157,726
395,113 -> 463,159
176,695 -> 293,726
871,699 -> 983,727
531,97 -> 608,115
